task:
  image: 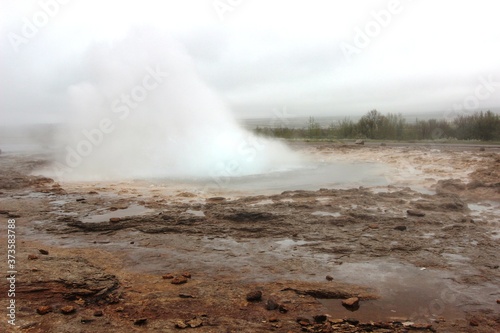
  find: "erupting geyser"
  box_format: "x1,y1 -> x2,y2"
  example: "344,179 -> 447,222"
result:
49,29 -> 301,181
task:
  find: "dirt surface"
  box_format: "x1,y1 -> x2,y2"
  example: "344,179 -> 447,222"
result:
1,143 -> 499,332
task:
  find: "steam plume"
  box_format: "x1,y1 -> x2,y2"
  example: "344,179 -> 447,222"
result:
49,28 -> 301,181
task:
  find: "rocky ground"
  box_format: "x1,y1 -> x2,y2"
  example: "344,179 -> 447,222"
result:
1,142 -> 499,332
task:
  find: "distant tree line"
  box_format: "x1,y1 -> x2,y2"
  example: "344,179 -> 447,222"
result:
254,110 -> 500,141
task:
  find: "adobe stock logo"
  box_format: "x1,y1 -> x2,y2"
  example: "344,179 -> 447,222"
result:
52,65 -> 169,177
444,75 -> 499,121
213,0 -> 244,21
208,134 -> 267,188
7,0 -> 72,53
339,0 -> 409,62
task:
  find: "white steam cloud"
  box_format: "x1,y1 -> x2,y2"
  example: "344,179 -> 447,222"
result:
48,28 -> 301,181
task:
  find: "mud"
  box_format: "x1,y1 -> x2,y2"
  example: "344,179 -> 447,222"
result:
0,143 -> 499,332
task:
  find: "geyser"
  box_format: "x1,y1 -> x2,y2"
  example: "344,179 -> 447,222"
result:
50,29 -> 301,181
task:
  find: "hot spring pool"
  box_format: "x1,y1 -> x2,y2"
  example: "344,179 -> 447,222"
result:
147,161 -> 392,195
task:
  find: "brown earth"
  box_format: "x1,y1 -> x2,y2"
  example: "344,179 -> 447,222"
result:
1,143 -> 499,332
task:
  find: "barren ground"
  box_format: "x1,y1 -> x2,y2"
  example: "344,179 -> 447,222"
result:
1,142 -> 499,333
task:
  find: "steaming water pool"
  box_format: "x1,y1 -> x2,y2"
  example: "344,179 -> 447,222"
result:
318,260 -> 494,323
149,161 -> 391,195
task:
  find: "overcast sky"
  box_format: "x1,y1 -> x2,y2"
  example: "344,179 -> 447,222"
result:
1,0 -> 499,125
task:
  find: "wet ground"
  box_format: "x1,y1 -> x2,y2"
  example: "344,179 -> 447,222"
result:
0,142 -> 499,332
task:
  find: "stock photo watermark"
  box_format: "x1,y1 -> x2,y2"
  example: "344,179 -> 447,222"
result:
206,106 -> 295,189
208,134 -> 267,188
339,0 -> 411,62
213,0 -> 244,21
270,106 -> 295,129
51,65 -> 169,177
7,0 -> 72,53
6,218 -> 17,326
410,287 -> 457,324
444,74 -> 499,121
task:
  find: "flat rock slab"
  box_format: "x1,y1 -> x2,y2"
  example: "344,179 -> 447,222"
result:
16,254 -> 120,304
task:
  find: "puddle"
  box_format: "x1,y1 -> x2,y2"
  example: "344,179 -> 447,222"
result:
82,204 -> 153,223
412,187 -> 436,195
319,260 -> 481,323
76,234 -> 326,282
370,186 -> 436,195
490,231 -> 500,240
468,201 -> 500,239
250,199 -> 274,206
370,187 -> 395,194
441,253 -> 470,263
13,192 -> 51,199
186,209 -> 205,217
312,211 -> 342,217
50,200 -> 70,206
275,239 -> 309,247
469,202 -> 497,215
